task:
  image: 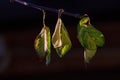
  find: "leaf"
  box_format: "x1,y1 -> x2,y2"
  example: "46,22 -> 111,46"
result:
77,15 -> 105,63
84,49 -> 96,63
52,18 -> 72,57
86,25 -> 105,47
83,31 -> 97,49
78,28 -> 97,49
34,25 -> 51,65
77,18 -> 105,48
78,27 -> 97,63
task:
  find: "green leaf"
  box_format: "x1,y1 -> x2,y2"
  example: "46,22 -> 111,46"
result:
83,31 -> 97,49
77,17 -> 105,48
84,49 -> 96,63
52,18 -> 72,57
77,15 -> 105,63
34,25 -> 51,65
78,28 -> 96,49
86,25 -> 105,47
78,27 -> 97,63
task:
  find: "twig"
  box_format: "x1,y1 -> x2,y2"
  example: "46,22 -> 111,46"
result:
10,0 -> 81,18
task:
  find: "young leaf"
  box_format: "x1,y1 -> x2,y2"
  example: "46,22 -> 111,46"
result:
52,18 -> 72,57
34,26 -> 51,65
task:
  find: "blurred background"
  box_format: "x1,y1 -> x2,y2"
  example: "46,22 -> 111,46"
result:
0,0 -> 120,79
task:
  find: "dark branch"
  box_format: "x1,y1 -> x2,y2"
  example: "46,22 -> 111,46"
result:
10,0 -> 81,18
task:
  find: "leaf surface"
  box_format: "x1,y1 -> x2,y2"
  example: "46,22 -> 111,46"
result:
34,26 -> 51,65
52,18 -> 72,57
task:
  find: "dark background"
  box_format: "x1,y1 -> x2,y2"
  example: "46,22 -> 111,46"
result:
1,0 -> 120,31
0,0 -> 120,79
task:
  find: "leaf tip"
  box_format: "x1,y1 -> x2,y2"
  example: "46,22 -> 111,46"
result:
84,49 -> 96,63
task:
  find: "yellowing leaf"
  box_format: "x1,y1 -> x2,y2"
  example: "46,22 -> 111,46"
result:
84,49 -> 96,63
34,25 -> 51,65
52,18 -> 72,57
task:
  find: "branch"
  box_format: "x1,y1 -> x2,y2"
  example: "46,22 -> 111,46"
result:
10,0 -> 81,18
